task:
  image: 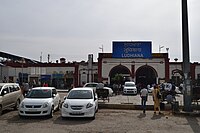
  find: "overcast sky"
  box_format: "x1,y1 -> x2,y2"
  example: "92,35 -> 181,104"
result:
0,0 -> 199,62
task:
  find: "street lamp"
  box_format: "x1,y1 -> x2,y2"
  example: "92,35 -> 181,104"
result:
174,58 -> 178,86
159,45 -> 164,53
166,48 -> 169,53
99,45 -> 104,53
21,58 -> 25,84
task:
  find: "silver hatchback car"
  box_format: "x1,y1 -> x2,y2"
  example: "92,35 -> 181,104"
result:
0,83 -> 23,115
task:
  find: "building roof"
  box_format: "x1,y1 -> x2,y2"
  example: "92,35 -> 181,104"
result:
0,51 -> 40,64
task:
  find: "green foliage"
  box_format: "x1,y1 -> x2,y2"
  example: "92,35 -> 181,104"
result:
112,73 -> 124,84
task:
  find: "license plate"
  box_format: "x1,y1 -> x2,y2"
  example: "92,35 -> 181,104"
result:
72,112 -> 82,115
28,109 -> 38,111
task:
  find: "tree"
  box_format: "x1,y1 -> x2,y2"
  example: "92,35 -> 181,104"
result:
112,73 -> 124,85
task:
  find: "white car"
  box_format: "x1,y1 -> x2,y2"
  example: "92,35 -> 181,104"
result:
18,87 -> 61,118
83,82 -> 98,92
61,87 -> 98,119
123,82 -> 137,95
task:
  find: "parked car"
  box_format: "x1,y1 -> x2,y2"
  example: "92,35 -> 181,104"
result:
18,87 -> 61,118
83,82 -> 113,96
0,83 -> 23,115
61,87 -> 98,119
83,82 -> 98,92
123,82 -> 137,95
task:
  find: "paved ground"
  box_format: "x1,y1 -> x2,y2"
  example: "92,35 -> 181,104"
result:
1,109 -> 200,133
57,89 -> 184,106
102,93 -> 184,106
57,89 -> 187,113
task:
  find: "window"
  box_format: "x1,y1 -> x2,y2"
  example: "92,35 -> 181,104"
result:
9,86 -> 15,92
3,87 -> 9,94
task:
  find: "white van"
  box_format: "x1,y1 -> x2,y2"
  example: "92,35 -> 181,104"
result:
123,82 -> 137,95
0,83 -> 23,115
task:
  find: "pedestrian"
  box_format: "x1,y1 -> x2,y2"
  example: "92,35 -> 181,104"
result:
140,85 -> 148,114
43,82 -> 48,87
152,84 -> 161,114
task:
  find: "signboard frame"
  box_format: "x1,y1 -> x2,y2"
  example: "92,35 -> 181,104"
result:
112,41 -> 152,58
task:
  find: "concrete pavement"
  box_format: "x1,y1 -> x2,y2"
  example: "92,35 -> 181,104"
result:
57,89 -> 184,111
97,93 -> 184,111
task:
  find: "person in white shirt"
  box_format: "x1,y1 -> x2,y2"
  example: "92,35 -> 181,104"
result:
140,85 -> 148,114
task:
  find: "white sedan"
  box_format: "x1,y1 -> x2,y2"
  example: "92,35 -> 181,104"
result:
18,87 -> 61,118
61,87 -> 98,119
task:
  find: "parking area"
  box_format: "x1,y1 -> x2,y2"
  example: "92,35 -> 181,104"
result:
58,90 -> 184,106
0,109 -> 199,133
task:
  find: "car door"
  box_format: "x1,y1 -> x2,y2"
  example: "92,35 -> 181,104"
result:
8,85 -> 17,106
1,86 -> 11,109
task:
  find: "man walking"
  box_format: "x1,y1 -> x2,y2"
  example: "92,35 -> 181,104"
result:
140,85 -> 148,114
152,85 -> 161,114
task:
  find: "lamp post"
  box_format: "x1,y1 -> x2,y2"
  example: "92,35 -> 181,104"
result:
99,45 -> 104,53
174,58 -> 178,86
159,45 -> 164,53
182,0 -> 192,112
21,58 -> 25,84
166,48 -> 169,54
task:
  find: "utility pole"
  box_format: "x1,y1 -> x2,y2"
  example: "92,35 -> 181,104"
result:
99,45 -> 104,53
182,0 -> 192,112
159,45 -> 164,53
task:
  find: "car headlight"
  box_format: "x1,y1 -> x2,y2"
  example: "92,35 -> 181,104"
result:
63,103 -> 68,108
42,102 -> 49,108
20,102 -> 24,108
86,102 -> 93,108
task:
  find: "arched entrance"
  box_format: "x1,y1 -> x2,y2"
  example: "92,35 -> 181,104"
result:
135,65 -> 157,88
109,65 -> 131,85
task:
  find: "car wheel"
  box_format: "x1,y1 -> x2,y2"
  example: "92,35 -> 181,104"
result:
91,109 -> 96,120
19,114 -> 24,119
14,100 -> 20,110
0,106 -> 2,115
49,106 -> 54,118
61,116 -> 66,120
95,108 -> 98,113
91,113 -> 95,120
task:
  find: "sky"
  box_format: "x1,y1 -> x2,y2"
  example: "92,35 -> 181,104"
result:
0,0 -> 200,63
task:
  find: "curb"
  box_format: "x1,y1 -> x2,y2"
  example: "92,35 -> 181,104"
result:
99,103 -> 161,110
98,103 -> 185,111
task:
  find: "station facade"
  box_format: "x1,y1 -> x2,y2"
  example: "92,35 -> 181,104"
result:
1,41 -> 200,88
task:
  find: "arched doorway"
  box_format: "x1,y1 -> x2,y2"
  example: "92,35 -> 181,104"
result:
135,65 -> 157,88
109,64 -> 131,85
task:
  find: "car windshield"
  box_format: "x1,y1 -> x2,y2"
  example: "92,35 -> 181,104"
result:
85,84 -> 97,87
26,89 -> 52,98
67,90 -> 93,99
125,83 -> 135,87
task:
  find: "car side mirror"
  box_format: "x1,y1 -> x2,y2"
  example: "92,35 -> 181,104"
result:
64,96 -> 67,100
52,93 -> 56,97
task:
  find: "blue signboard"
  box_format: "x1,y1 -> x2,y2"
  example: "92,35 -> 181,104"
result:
41,75 -> 51,80
112,41 -> 152,58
